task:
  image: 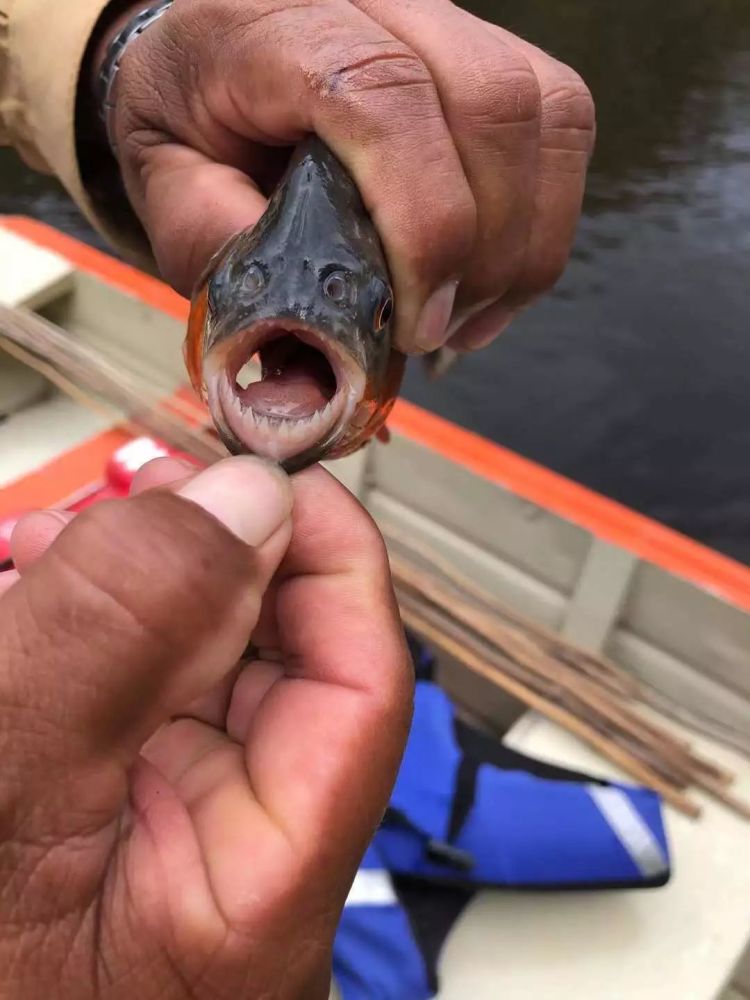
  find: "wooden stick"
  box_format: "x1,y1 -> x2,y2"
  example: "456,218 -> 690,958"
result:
384,521 -> 637,694
398,588 -> 679,786
396,587 -> 697,790
383,523 -> 740,776
0,305 -> 225,464
0,334 -> 126,423
392,555 -> 707,773
398,585 -> 750,819
390,548 -> 733,787
0,334 -> 221,470
400,598 -> 745,803
692,776 -> 750,821
398,596 -> 701,818
640,683 -> 750,760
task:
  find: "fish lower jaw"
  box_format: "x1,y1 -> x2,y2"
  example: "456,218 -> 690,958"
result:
213,375 -> 353,463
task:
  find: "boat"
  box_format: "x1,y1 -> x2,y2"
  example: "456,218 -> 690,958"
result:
1,215 -> 749,1000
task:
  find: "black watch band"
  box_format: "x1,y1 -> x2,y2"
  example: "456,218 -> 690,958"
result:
95,0 -> 174,155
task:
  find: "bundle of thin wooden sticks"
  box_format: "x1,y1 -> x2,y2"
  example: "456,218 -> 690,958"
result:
2,303 -> 748,820
386,526 -> 750,820
0,303 -> 226,464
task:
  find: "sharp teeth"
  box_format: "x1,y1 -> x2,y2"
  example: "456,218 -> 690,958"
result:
214,374 -> 352,462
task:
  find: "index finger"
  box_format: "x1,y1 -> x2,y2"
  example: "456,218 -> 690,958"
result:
244,466 -> 413,863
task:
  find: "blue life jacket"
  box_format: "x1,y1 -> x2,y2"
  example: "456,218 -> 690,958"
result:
332,638 -> 671,1000
378,678 -> 670,890
334,841 -> 433,1000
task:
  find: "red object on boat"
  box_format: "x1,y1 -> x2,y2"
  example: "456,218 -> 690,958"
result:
0,512 -> 29,565
0,437 -> 204,568
105,436 -> 198,491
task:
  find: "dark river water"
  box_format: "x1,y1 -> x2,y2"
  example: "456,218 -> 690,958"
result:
2,0 -> 750,561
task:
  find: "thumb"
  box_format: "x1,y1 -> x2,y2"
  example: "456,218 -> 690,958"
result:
0,456 -> 292,843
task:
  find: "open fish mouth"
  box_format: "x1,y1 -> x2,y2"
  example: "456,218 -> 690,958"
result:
204,320 -> 366,463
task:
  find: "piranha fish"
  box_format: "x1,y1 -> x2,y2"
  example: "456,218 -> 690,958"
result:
184,136 -> 406,473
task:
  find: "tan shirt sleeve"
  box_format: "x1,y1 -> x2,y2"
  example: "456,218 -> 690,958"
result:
0,0 -> 153,266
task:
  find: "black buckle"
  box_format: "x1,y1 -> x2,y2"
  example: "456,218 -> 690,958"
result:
425,838 -> 475,871
382,808 -> 475,872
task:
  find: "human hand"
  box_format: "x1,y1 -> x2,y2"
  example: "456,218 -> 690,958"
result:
0,457 -> 411,999
92,0 -> 594,355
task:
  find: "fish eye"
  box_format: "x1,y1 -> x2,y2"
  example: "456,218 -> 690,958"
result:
374,292 -> 394,332
242,263 -> 266,296
323,270 -> 351,305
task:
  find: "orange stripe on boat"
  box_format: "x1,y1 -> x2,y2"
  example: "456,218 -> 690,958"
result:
5,215 -> 750,611
388,400 -> 750,610
0,428 -> 131,516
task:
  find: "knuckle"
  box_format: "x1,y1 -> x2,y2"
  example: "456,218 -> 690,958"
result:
306,45 -> 436,117
303,43 -> 479,278
456,51 -> 541,129
540,72 -> 596,135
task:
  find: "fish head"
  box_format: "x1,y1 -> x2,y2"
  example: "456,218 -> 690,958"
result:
185,137 -> 405,473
